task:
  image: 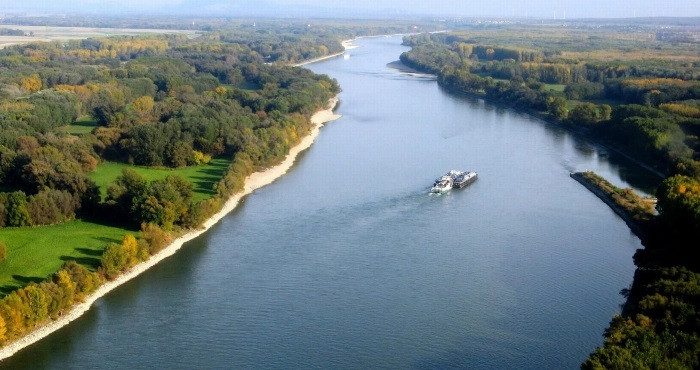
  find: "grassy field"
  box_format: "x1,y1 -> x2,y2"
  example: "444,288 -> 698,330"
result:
90,158 -> 231,202
62,116 -> 99,135
0,220 -> 133,295
544,83 -> 566,92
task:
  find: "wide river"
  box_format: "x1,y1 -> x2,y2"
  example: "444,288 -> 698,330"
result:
4,36 -> 659,369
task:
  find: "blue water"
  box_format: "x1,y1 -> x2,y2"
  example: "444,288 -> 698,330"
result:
2,35 -> 655,369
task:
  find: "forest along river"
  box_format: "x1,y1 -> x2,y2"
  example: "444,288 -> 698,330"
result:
2,36 -> 660,369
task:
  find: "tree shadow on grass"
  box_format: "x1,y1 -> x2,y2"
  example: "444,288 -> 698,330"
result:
75,247 -> 103,257
11,275 -> 44,284
189,174 -> 220,183
197,167 -> 227,176
93,236 -> 122,245
60,255 -> 101,270
193,183 -> 217,195
0,275 -> 46,294
0,284 -> 21,295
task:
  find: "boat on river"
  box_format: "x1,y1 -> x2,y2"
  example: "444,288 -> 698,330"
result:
430,170 -> 477,193
430,175 -> 453,193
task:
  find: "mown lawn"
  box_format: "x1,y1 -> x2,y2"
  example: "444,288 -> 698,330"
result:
0,220 -> 134,295
90,158 -> 231,202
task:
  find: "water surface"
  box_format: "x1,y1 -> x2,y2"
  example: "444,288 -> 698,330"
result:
3,35 -> 656,369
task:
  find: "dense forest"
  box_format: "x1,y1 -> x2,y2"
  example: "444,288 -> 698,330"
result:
399,24 -> 700,368
0,25 -> 349,344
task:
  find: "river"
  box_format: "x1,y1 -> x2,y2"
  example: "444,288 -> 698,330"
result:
2,35 -> 658,369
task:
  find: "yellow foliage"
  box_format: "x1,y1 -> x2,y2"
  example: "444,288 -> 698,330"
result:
0,314 -> 6,344
623,78 -> 694,88
214,86 -> 228,96
22,49 -> 48,62
67,38 -> 168,61
132,95 -> 155,117
659,103 -> 700,118
20,74 -> 42,93
121,234 -> 139,267
192,150 -> 212,165
0,101 -> 35,111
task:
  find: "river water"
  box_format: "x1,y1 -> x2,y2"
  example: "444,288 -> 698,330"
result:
3,36 -> 658,369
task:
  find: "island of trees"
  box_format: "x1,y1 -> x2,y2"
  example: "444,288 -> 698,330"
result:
399,22 -> 699,368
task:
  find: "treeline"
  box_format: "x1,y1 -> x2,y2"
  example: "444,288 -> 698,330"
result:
401,28 -> 700,368
204,20 -> 443,65
2,16 -> 444,37
0,29 -> 25,37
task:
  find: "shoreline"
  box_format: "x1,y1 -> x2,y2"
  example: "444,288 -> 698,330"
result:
0,97 -> 341,360
294,39 -> 358,67
570,172 -> 650,240
386,60 -> 437,79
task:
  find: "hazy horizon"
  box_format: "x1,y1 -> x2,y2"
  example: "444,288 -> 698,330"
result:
2,0 -> 700,19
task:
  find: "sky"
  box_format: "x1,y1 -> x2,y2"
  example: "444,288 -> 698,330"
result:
2,0 -> 700,19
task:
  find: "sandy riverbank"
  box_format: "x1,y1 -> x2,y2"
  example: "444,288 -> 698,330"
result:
0,97 -> 341,360
294,39 -> 358,67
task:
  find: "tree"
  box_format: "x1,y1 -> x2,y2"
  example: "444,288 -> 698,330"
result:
131,95 -> 155,120
61,260 -> 99,300
6,191 -> 32,227
107,168 -> 147,219
140,223 -> 172,254
101,242 -> 126,279
88,86 -> 126,126
656,175 -> 700,246
568,103 -> 599,126
53,269 -> 76,314
132,176 -> 193,229
100,234 -> 142,278
546,96 -> 569,120
20,74 -> 42,93
19,284 -> 49,325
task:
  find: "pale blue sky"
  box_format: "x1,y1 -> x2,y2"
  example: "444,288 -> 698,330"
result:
3,0 -> 700,18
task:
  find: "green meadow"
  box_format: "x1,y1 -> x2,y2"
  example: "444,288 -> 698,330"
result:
0,220 -> 134,295
90,158 -> 231,202
63,116 -> 99,135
